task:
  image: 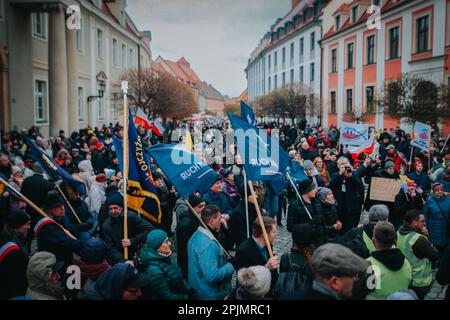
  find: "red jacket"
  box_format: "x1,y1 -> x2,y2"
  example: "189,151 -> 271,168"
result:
385,151 -> 407,173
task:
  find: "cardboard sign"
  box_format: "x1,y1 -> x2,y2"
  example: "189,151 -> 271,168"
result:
370,177 -> 403,202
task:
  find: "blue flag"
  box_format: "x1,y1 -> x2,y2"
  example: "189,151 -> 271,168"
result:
229,112 -> 289,182
148,143 -> 219,198
111,112 -> 162,224
25,139 -> 86,195
287,160 -> 308,182
240,101 -> 256,126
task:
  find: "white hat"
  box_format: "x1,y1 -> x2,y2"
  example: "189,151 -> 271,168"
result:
237,266 -> 271,298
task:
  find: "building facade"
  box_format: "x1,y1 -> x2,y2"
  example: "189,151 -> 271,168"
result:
0,0 -> 152,136
321,0 -> 450,135
246,0 -> 345,124
154,56 -> 225,116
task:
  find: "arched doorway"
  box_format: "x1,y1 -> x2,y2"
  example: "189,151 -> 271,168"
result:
0,44 -> 9,132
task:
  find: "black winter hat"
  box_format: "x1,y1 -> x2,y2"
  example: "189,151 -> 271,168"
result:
292,224 -> 315,247
79,237 -> 107,264
188,194 -> 204,207
152,171 -> 162,181
7,210 -> 31,229
44,191 -> 66,210
298,179 -> 315,195
106,191 -> 124,208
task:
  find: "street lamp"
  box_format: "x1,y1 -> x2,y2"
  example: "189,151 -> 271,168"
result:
87,82 -> 106,102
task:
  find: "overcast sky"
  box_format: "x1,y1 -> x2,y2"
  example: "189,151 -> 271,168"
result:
127,0 -> 291,98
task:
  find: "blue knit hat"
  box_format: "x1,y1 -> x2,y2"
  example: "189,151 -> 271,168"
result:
146,229 -> 168,250
106,191 -> 124,208
80,237 -> 107,264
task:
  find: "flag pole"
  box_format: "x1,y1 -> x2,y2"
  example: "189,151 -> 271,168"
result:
185,200 -> 231,259
248,181 -> 273,258
55,184 -> 82,224
243,169 -> 250,239
122,81 -> 129,260
440,134 -> 450,154
286,172 -> 313,220
408,146 -> 414,172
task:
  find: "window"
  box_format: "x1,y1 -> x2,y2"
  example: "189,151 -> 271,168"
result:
282,47 -> 286,69
389,27 -> 400,59
331,49 -> 337,73
78,87 -> 85,122
98,94 -> 105,120
346,89 -> 353,113
416,16 -> 429,53
300,38 -> 304,59
299,66 -> 304,83
268,77 -> 271,91
290,43 -> 294,63
274,52 -> 278,72
352,6 -> 358,23
268,54 -> 271,72
331,91 -> 336,114
366,86 -> 374,110
310,63 -> 315,83
32,13 -> 47,39
367,35 -> 375,64
347,43 -> 354,69
387,82 -> 400,112
122,44 -> 127,69
97,29 -> 104,59
76,19 -> 83,53
129,48 -> 134,68
336,16 -> 341,30
274,75 -> 278,89
282,72 -> 286,86
112,39 -> 118,66
113,102 -> 120,120
35,80 -> 47,122
310,32 -> 315,52
290,69 -> 294,83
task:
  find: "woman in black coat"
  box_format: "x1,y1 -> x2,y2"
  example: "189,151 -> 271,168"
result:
316,187 -> 342,242
394,184 -> 424,226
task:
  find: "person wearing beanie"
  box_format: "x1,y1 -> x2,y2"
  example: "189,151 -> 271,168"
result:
220,167 -> 240,206
73,237 -> 110,288
287,179 -> 327,246
277,224 -> 315,296
407,160 -> 431,195
316,187 -> 342,242
365,157 -> 401,228
139,229 -> 193,300
175,194 -> 206,279
366,221 -> 412,299
303,160 -> 325,189
280,243 -> 369,300
0,210 -> 31,299
230,266 -> 271,300
102,191 -> 153,265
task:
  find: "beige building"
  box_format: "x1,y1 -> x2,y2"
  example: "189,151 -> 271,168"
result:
154,56 -> 225,116
0,0 -> 152,137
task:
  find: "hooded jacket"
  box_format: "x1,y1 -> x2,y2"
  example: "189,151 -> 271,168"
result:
78,160 -> 95,190
26,254 -> 65,300
423,195 -> 450,247
78,263 -> 128,300
370,249 -> 408,272
88,181 -> 106,215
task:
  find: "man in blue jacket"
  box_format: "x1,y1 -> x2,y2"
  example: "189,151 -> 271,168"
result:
188,205 -> 234,300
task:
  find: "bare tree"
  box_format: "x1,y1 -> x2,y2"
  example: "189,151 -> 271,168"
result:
114,68 -> 198,121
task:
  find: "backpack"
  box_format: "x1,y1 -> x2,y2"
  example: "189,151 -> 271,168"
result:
274,253 -> 312,295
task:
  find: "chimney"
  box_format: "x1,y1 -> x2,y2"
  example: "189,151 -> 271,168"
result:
292,0 -> 302,9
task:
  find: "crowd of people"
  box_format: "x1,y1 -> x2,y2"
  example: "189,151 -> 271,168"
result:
0,119 -> 449,301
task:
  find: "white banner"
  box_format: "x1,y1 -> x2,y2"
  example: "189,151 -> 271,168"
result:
339,122 -> 370,146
